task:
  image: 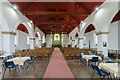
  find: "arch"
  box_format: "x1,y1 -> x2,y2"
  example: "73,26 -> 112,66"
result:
104,10 -> 120,32
35,33 -> 38,38
35,32 -> 41,40
0,13 -> 9,31
111,10 -> 120,23
80,23 -> 97,38
75,33 -> 78,38
84,24 -> 95,34
14,21 -> 32,36
42,35 -> 45,43
17,24 -> 29,34
79,2 -> 119,37
34,27 -> 42,40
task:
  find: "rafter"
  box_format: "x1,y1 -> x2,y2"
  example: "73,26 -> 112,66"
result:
63,18 -> 76,29
35,22 -> 78,25
70,16 -> 80,24
23,11 -> 89,15
76,2 -> 91,14
22,2 -> 35,11
39,27 -> 72,30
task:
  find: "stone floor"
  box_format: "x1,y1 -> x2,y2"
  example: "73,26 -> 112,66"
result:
66,60 -> 99,78
1,58 -> 101,79
2,58 -> 50,78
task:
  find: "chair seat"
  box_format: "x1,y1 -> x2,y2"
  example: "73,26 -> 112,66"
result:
27,60 -> 33,63
81,58 -> 86,61
99,69 -> 110,76
7,64 -> 18,68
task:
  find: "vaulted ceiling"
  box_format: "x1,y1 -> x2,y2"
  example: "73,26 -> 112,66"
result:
10,2 -> 104,34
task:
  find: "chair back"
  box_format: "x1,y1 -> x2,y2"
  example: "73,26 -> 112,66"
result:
25,54 -> 30,57
90,53 -> 95,55
99,55 -> 104,61
5,61 -> 16,68
78,56 -> 83,61
92,57 -> 98,62
91,64 -> 101,76
7,55 -> 14,59
30,57 -> 36,63
105,61 -> 115,63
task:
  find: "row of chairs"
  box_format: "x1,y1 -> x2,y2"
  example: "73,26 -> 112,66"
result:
108,50 -> 120,58
13,47 -> 54,59
60,47 -> 97,60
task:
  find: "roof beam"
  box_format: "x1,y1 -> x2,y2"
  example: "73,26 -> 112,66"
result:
35,22 -> 78,25
22,2 -> 35,11
70,16 -> 80,24
76,2 -> 91,14
63,19 -> 75,29
39,27 -> 72,30
23,11 -> 89,15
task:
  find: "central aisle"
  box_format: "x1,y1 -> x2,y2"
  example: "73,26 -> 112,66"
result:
43,48 -> 74,78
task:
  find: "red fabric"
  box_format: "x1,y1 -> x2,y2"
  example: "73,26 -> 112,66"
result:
76,56 -> 79,59
43,48 -> 74,78
71,56 -> 74,60
66,56 -> 69,60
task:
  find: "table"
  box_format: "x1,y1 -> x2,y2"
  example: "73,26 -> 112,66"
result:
82,55 -> 102,67
99,63 -> 120,78
7,57 -> 30,66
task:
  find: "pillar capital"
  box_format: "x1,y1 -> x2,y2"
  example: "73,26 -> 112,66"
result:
72,40 -> 75,41
96,32 -> 109,35
39,40 -> 42,41
78,38 -> 84,40
29,38 -> 36,40
2,31 -> 16,35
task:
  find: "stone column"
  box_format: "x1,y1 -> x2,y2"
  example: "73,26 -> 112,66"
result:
96,32 -> 109,57
2,32 -> 16,56
29,37 -> 35,49
39,40 -> 42,48
72,40 -> 75,47
78,38 -> 84,49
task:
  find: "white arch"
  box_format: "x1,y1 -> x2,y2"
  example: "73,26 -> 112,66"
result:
2,1 -> 34,38
35,27 -> 45,40
36,32 -> 41,40
80,23 -> 97,38
0,12 -> 9,31
69,27 -> 79,40
14,20 -> 34,38
79,1 -> 119,37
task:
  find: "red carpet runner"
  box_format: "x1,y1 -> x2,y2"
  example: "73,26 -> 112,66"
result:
43,48 -> 74,78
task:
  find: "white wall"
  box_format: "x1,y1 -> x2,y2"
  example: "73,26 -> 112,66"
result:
118,20 -> 120,50
83,21 -> 119,50
35,37 -> 40,47
108,21 -> 119,50
62,34 -> 69,47
80,1 -> 119,36
69,27 -> 78,40
46,34 -> 52,47
84,31 -> 97,49
0,25 -> 2,51
15,30 -> 29,50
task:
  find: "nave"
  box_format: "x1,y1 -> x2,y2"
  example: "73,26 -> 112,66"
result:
0,0 -> 120,80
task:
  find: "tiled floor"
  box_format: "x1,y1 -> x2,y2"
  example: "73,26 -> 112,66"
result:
66,60 -> 99,78
1,58 -> 100,79
2,58 -> 50,78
